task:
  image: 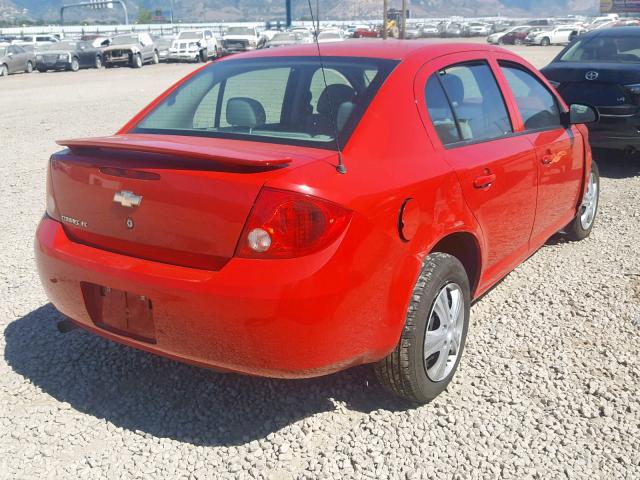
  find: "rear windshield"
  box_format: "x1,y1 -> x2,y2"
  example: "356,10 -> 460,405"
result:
558,35 -> 640,63
134,56 -> 398,149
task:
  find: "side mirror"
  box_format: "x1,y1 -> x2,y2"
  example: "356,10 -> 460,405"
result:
565,104 -> 599,125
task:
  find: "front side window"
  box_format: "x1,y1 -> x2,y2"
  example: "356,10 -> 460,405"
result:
425,62 -> 512,145
500,63 -> 561,130
134,56 -> 397,149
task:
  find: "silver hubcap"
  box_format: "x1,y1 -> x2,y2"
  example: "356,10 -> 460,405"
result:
424,283 -> 465,382
580,172 -> 598,230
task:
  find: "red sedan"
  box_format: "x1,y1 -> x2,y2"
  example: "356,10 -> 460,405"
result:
36,40 -> 600,403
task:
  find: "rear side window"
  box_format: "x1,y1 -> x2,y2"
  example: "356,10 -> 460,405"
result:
500,63 -> 561,130
425,62 -> 512,146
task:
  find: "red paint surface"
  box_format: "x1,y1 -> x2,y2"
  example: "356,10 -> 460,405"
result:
36,41 -> 592,378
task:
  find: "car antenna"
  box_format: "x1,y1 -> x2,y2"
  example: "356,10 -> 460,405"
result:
306,0 -> 347,174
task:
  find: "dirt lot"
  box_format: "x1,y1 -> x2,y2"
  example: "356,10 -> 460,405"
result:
1,41 -> 639,479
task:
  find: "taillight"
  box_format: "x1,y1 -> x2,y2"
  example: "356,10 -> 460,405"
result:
236,188 -> 352,259
45,159 -> 60,221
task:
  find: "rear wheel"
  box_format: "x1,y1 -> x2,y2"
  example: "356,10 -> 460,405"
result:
541,37 -> 551,46
564,161 -> 600,241
25,61 -> 33,73
37,67 -> 47,73
95,55 -> 102,69
152,51 -> 159,64
70,57 -> 80,72
1,64 -> 8,76
374,253 -> 471,403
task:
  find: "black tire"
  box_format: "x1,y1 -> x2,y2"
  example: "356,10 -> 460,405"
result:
200,49 -> 207,62
25,61 -> 33,73
374,252 -> 471,403
563,161 -> 600,241
70,57 -> 80,72
541,37 -> 551,46
1,64 -> 8,76
95,55 -> 102,69
37,67 -> 47,73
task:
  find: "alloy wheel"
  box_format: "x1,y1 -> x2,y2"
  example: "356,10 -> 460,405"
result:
580,171 -> 598,230
424,283 -> 465,382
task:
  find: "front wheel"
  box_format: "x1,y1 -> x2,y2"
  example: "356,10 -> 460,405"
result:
564,161 -> 600,241
152,51 -> 159,64
374,252 -> 471,403
70,57 -> 80,72
131,54 -> 143,68
95,55 -> 102,69
0,64 -> 7,76
541,37 -> 551,46
25,61 -> 33,73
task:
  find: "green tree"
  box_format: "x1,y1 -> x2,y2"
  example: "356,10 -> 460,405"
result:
136,7 -> 153,24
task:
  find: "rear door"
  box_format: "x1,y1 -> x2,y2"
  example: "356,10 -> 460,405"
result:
6,46 -> 19,72
415,54 -> 539,287
496,58 -> 584,248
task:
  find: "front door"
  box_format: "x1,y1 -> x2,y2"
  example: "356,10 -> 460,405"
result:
497,61 -> 583,248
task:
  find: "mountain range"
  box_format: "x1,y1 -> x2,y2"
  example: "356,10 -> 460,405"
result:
1,0 -> 600,23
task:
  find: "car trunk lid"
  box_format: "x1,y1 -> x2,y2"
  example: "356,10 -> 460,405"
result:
50,134 -> 332,270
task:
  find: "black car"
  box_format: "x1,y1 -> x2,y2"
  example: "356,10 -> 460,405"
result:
541,27 -> 640,152
35,40 -> 103,73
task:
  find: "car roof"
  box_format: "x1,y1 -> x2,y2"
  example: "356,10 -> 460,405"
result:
224,39 -> 506,62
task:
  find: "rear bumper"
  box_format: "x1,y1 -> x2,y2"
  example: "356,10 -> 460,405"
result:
588,112 -> 640,150
35,217 -> 398,378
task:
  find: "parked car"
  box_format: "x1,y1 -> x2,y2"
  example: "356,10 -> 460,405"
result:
153,35 -> 173,62
525,25 -> 582,46
441,22 -> 464,37
354,26 -> 378,38
35,40 -> 103,72
103,33 -> 158,68
0,44 -> 35,76
499,26 -> 542,45
169,30 -> 219,62
317,29 -> 345,43
463,22 -> 492,37
264,31 -> 311,48
542,27 -> 640,152
487,25 -> 523,44
37,41 -> 600,404
420,24 -> 440,37
13,34 -> 59,48
222,26 -> 259,53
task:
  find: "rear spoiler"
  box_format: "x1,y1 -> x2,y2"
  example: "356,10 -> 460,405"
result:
56,134 -> 293,168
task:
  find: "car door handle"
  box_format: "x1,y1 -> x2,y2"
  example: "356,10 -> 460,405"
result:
473,173 -> 497,189
541,155 -> 554,165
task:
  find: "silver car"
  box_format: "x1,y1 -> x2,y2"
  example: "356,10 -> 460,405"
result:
103,33 -> 158,68
0,44 -> 36,76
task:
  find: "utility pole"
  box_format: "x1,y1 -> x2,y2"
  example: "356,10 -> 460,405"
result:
400,0 -> 407,39
382,0 -> 388,39
285,0 -> 292,27
316,0 -> 320,34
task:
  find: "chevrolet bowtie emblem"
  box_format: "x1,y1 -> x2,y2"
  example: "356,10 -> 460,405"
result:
113,190 -> 143,208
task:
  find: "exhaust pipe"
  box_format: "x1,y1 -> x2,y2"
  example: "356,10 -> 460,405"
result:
57,318 -> 78,334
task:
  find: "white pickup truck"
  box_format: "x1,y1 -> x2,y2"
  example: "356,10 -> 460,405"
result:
222,26 -> 260,53
168,30 -> 219,62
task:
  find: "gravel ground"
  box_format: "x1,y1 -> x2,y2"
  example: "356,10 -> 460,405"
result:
1,42 -> 639,480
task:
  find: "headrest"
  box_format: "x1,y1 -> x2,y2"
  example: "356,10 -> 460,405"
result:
441,74 -> 464,105
317,84 -> 355,116
226,97 -> 266,128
